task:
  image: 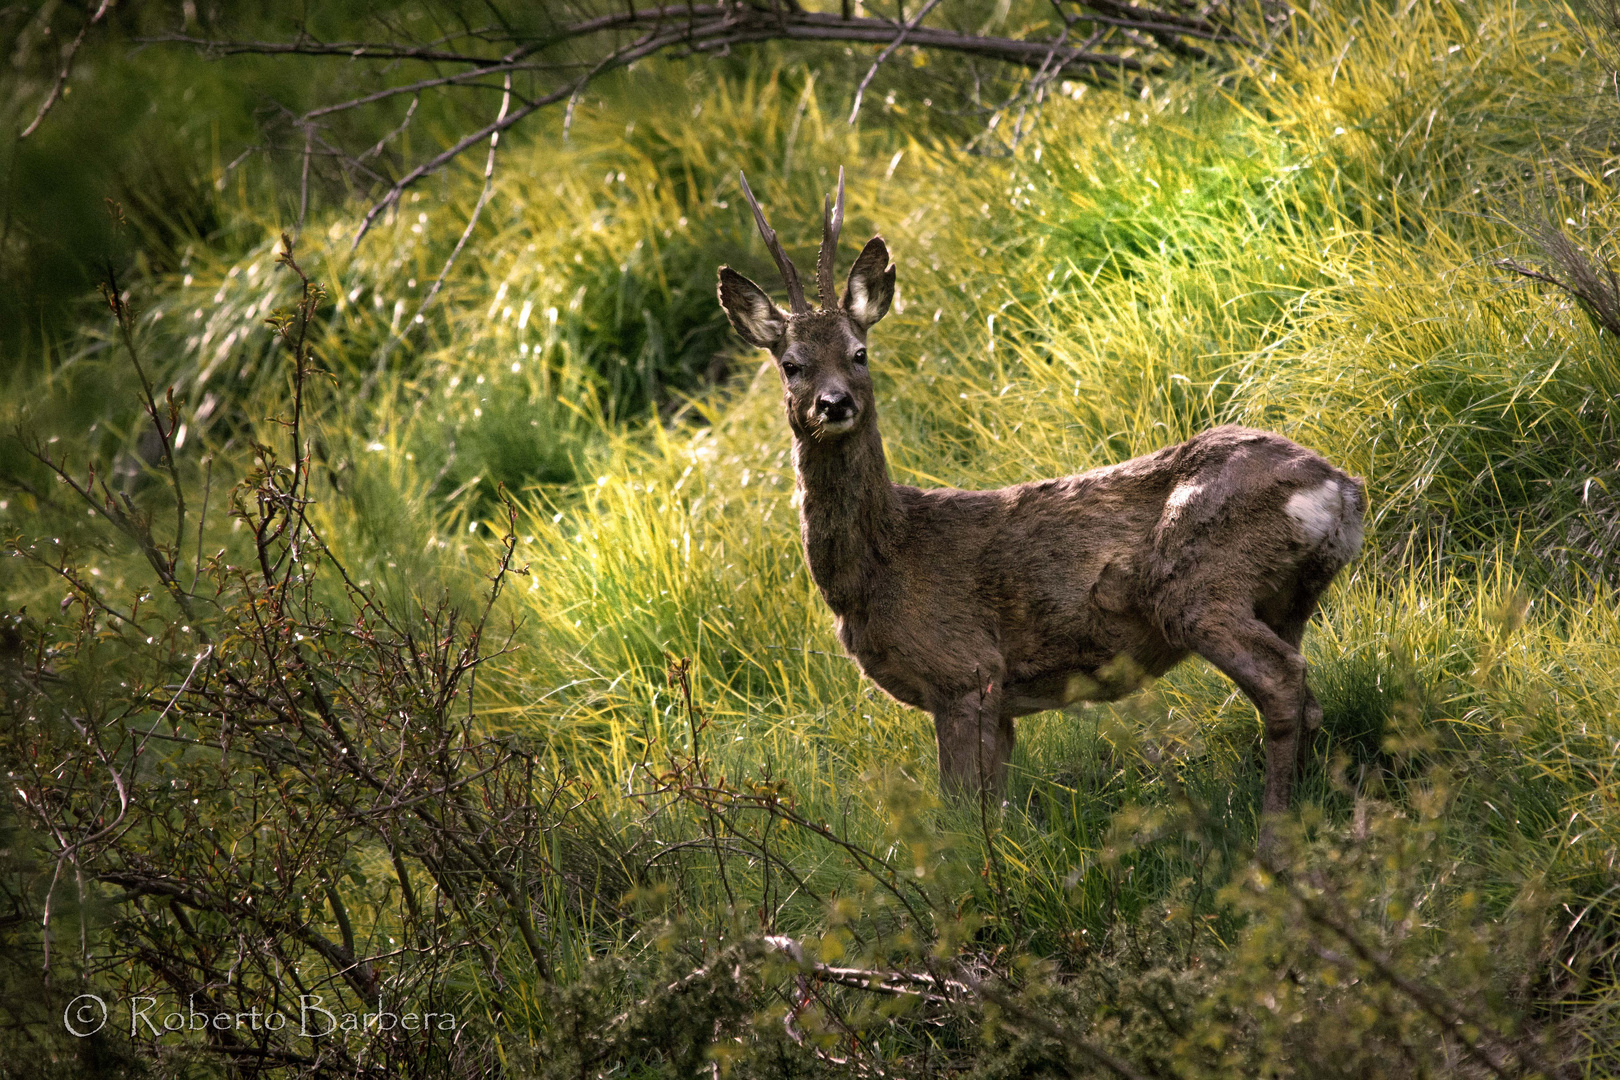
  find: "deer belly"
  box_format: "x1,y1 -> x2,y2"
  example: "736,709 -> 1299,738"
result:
1005,638 -> 1189,716
1004,670 -> 1103,714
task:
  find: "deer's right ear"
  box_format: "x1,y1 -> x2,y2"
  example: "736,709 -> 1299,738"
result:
718,267 -> 788,352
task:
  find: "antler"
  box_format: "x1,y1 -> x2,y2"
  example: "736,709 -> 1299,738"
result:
816,167 -> 846,309
738,171 -> 809,314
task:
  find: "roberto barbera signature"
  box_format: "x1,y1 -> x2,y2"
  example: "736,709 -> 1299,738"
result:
64,993 -> 458,1038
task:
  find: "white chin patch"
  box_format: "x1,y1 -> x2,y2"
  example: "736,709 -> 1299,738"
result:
816,416 -> 858,437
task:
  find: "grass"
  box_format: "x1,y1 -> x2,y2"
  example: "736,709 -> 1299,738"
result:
6,0 -> 1620,1074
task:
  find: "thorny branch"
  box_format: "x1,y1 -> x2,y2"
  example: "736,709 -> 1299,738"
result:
3,237 -> 595,1075
1254,847 -> 1571,1080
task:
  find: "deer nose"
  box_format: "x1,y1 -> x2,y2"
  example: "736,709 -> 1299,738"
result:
816,392 -> 856,421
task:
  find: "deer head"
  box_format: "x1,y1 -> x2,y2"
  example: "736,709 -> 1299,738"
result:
717,169 -> 896,441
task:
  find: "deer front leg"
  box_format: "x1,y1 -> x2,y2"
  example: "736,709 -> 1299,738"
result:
931,674 -> 1013,801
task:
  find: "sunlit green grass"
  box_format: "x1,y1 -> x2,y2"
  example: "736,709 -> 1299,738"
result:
4,0 -> 1619,1060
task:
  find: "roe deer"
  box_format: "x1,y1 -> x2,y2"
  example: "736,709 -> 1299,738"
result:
716,169 -> 1365,816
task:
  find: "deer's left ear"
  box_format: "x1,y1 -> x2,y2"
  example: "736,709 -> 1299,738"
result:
842,237 -> 895,330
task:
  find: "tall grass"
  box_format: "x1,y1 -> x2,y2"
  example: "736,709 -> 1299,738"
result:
5,0 -> 1620,1073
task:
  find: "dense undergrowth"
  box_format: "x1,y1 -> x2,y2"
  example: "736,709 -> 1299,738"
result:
5,1 -> 1620,1076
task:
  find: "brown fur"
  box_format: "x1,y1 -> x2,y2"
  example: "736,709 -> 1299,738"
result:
717,181 -> 1365,816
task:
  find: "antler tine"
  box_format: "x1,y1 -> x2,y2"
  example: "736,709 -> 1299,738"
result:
816,167 -> 846,309
738,171 -> 808,314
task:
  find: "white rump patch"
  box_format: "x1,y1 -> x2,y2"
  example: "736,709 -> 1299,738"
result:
1287,480 -> 1363,562
1286,481 -> 1340,544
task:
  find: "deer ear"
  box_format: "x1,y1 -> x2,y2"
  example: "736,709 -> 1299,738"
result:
718,267 -> 788,351
842,236 -> 895,330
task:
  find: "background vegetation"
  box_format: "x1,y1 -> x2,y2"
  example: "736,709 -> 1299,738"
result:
4,1 -> 1620,1076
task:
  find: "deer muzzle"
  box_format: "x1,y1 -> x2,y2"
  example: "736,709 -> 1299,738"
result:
813,391 -> 859,435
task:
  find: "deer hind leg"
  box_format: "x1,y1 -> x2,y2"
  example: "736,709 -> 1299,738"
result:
1259,589 -> 1326,763
932,676 -> 1013,801
1177,608 -> 1309,816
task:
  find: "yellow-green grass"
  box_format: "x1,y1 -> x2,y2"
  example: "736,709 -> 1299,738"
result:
4,0 -> 1620,1043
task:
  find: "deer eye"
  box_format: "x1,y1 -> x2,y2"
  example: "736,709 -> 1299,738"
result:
852,348 -> 868,367
780,361 -> 802,379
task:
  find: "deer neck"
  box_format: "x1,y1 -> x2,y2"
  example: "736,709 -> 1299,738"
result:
792,418 -> 899,615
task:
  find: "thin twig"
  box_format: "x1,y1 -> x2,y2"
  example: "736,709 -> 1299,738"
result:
384,71 -> 512,367
139,3 -> 1230,240
299,123 -> 313,228
19,0 -> 114,139
358,95 -> 419,161
848,0 -> 944,123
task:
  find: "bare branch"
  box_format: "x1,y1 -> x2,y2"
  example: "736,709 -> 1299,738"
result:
409,73 -> 513,329
132,2 -> 1251,240
348,94 -> 544,248
304,62 -> 535,121
848,0 -> 945,124
18,0 -> 113,139
359,94 -> 419,162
